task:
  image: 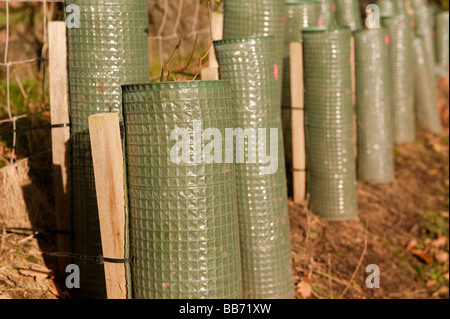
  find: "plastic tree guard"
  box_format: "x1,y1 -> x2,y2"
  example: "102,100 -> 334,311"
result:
317,0 -> 336,27
355,29 -> 395,184
223,0 -> 286,97
382,14 -> 415,144
214,36 -> 294,299
335,0 -> 363,31
436,11 -> 449,77
282,0 -> 320,180
302,27 -> 358,221
412,37 -> 442,135
66,0 -> 149,299
122,81 -> 243,299
377,0 -> 398,17
414,2 -> 437,76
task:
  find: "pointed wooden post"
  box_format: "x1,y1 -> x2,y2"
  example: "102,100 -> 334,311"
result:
290,42 -> 306,203
89,113 -> 127,299
49,21 -> 71,275
201,11 -> 224,80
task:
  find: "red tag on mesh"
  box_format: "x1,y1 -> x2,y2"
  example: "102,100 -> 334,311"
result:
332,3 -> 337,12
318,17 -> 322,26
274,64 -> 279,80
385,35 -> 390,45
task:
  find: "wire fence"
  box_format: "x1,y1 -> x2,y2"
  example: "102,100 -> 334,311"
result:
0,0 -> 57,166
0,0 -> 212,168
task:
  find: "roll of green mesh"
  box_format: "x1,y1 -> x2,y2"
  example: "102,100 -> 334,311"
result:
436,11 -> 449,77
282,0 -> 320,182
66,0 -> 149,299
414,2 -> 437,76
302,27 -> 358,221
223,0 -> 285,98
382,14 -> 415,144
317,0 -> 336,27
214,37 -> 294,299
335,0 -> 363,31
412,37 -> 442,135
355,29 -> 395,185
411,0 -> 425,10
122,81 -> 242,299
377,0 -> 398,17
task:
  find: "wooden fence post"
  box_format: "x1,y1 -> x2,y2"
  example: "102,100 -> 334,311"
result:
89,113 -> 127,299
201,12 -> 224,80
49,21 -> 71,275
290,42 -> 306,204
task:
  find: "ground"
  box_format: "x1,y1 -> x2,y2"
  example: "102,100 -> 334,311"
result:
0,78 -> 449,299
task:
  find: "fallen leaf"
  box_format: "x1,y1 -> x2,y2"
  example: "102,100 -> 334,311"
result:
444,273 -> 449,281
431,236 -> 448,249
435,251 -> 449,263
426,279 -> 437,287
440,211 -> 449,218
18,268 -> 52,282
439,286 -> 449,296
406,239 -> 419,252
432,143 -> 442,154
48,280 -> 60,297
429,169 -> 438,176
297,281 -> 312,299
410,249 -> 434,264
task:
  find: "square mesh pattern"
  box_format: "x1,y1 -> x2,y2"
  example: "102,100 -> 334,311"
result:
282,1 -> 321,171
122,81 -> 242,299
382,14 -> 415,144
355,29 -> 395,184
223,0 -> 286,99
215,37 -> 294,299
302,28 -> 358,221
66,0 -> 150,299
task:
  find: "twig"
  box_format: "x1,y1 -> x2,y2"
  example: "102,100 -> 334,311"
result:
328,253 -> 333,299
0,226 -> 6,255
192,0 -> 213,80
314,269 -> 352,287
170,34 -> 199,77
18,233 -> 37,245
339,220 -> 369,299
160,38 -> 182,82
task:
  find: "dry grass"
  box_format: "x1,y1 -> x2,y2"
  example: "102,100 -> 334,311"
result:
0,159 -> 54,229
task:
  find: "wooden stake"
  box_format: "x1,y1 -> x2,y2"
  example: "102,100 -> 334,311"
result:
351,35 -> 358,158
201,67 -> 220,80
49,21 -> 71,275
201,12 -> 223,80
290,42 -> 306,203
89,113 -> 127,299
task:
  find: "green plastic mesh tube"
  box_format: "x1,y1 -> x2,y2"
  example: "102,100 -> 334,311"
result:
223,0 -> 286,97
436,11 -> 449,77
214,37 -> 294,299
66,0 -> 149,299
282,0 -> 320,180
302,27 -> 358,221
122,81 -> 242,299
335,0 -> 363,31
377,0 -> 398,17
355,29 -> 395,185
317,0 -> 336,27
411,0 -> 426,10
414,2 -> 437,76
382,14 -> 415,144
412,37 -> 442,135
